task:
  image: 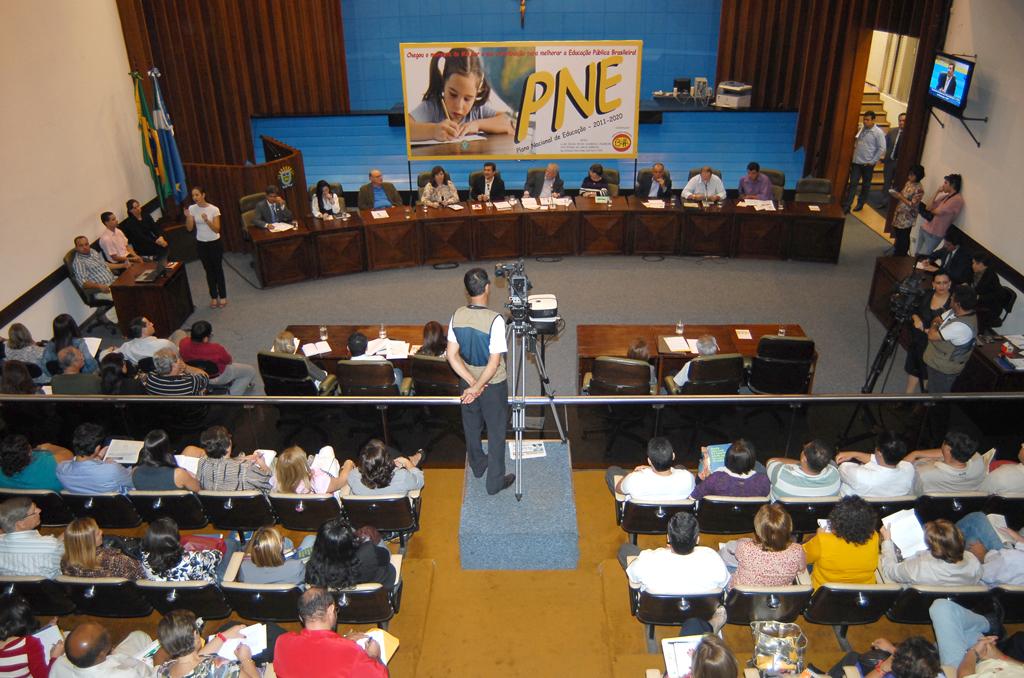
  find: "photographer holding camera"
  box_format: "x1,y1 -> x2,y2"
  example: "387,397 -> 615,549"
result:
446,267 -> 515,495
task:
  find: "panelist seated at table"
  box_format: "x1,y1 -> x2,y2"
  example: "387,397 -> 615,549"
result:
271,331 -> 329,387
522,163 -> 564,199
311,179 -> 345,219
358,169 -> 404,211
738,161 -> 774,201
580,163 -> 609,194
98,211 -> 142,265
470,162 -> 506,202
420,165 -> 460,207
347,332 -> 403,388
672,335 -> 719,387
637,163 -> 672,199
120,199 -> 168,257
252,185 -> 294,228
682,166 -> 727,202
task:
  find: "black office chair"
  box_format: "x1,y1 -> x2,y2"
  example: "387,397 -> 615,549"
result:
63,249 -> 117,333
747,336 -> 816,394
409,354 -> 463,447
629,584 -> 723,653
258,351 -> 338,442
341,491 -> 422,555
695,495 -> 769,534
61,492 -> 143,529
724,584 -> 813,625
238,192 -> 264,246
582,357 -> 657,453
761,169 -> 786,203
979,286 -> 1016,333
794,178 -> 833,203
0,489 -> 74,526
663,353 -> 744,448
308,182 -> 345,211
335,360 -> 412,447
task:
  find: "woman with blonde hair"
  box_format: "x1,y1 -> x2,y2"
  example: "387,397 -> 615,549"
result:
238,527 -> 312,585
880,519 -> 981,585
61,517 -> 143,579
730,503 -> 806,588
692,635 -> 739,678
272,446 -> 348,495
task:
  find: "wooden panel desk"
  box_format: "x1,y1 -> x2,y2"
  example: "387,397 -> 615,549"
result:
628,196 -> 679,254
360,208 -> 422,271
284,324 -> 425,375
523,201 -> 578,256
247,223 -> 314,287
111,261 -> 194,337
576,196 -> 630,255
576,323 -> 806,393
309,217 -> 365,278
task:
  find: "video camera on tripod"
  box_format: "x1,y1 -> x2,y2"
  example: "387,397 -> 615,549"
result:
890,272 -> 927,323
495,260 -> 559,334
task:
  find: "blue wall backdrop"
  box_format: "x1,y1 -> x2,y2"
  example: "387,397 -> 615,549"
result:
340,0 -> 722,111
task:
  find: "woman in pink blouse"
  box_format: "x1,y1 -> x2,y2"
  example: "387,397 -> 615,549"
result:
730,504 -> 807,588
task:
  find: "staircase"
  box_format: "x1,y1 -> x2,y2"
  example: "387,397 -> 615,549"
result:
861,87 -> 890,190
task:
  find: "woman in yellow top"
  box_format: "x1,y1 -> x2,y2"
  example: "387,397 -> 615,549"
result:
803,496 -> 880,588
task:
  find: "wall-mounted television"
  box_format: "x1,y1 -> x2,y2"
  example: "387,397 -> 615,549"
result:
927,52 -> 975,117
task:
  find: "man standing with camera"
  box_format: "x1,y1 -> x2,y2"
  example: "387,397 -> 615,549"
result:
447,267 -> 515,495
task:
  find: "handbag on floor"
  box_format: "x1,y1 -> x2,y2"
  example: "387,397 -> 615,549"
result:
751,621 -> 807,675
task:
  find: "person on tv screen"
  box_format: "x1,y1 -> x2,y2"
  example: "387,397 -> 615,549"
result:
937,62 -> 957,97
407,48 -> 514,142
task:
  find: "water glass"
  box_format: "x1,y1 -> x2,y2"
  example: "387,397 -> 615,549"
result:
778,326 -> 787,337
319,325 -> 328,341
379,323 -> 387,340
675,320 -> 685,335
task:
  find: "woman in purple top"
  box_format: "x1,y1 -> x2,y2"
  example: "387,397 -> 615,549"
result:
581,163 -> 609,192
692,439 -> 771,499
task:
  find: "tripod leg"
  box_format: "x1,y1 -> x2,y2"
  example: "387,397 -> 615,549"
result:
532,344 -> 568,444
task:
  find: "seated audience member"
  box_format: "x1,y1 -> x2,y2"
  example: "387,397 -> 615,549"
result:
274,587 -> 388,678
836,430 -> 916,497
920,231 -> 971,285
580,163 -> 608,193
766,440 -> 841,499
0,593 -> 64,676
49,620 -> 155,678
51,347 -> 102,395
304,517 -> 396,590
3,323 -> 48,384
691,636 -> 740,678
132,429 -> 200,492
739,161 -> 774,200
523,162 -> 564,199
0,434 -> 70,491
347,331 -> 403,386
1,361 -> 41,395
956,637 -> 1024,678
637,162 -> 672,199
346,439 -> 425,496
56,423 -> 134,494
880,519 -> 981,585
682,166 -> 727,202
61,517 -> 143,579
252,184 -> 294,229
239,526 -> 313,585
625,337 -> 656,390
420,165 -> 460,207
271,330 -> 329,386
120,198 -> 168,257
43,314 -> 99,375
178,320 -> 255,395
272,445 -> 347,495
929,599 -> 1006,669
672,335 -> 719,389
357,169 -> 402,210
68,236 -> 122,323
693,439 -> 770,499
955,511 -> 1024,586
802,496 -> 880,588
141,517 -> 225,582
144,348 -> 209,396
118,316 -> 176,365
99,352 -> 146,395
195,426 -> 272,492
155,610 -> 258,678
840,637 -> 940,678
417,320 -> 448,357
605,437 -> 695,501
97,211 -> 141,265
984,442 -> 1024,494
311,179 -> 344,219
906,430 -> 987,494
730,504 -> 807,587
470,161 -> 506,201
0,497 -> 64,577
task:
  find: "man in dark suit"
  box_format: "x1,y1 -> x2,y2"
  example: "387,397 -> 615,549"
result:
357,169 -> 403,210
937,63 -> 957,96
636,162 -> 672,199
523,163 -> 564,199
470,162 -> 505,202
970,252 -> 1005,331
880,113 -> 905,201
922,232 -> 971,285
252,185 -> 294,228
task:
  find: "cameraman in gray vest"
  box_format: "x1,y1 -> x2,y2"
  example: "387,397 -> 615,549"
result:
923,284 -> 978,393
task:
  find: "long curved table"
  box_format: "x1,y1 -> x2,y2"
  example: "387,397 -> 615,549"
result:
247,196 -> 845,287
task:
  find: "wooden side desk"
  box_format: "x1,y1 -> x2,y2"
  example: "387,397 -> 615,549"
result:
283,324 -> 425,375
628,196 -> 679,254
247,223 -> 314,287
577,196 -> 630,255
309,217 -> 365,278
111,261 -> 194,337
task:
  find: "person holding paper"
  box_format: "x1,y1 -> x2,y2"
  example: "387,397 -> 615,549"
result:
238,527 -> 313,586
55,423 -> 134,494
178,321 -> 256,396
50,620 -> 156,678
154,610 -> 258,678
194,426 -> 271,492
345,438 -> 425,496
43,314 -> 99,375
271,331 -> 329,387
956,512 -> 1024,586
730,504 -> 806,588
605,437 -> 694,501
470,162 -> 506,202
0,594 -> 66,677
692,439 -> 769,499
131,429 -> 201,492
682,166 -> 726,202
637,163 -> 672,199
879,519 -> 982,585
347,332 -> 403,387
271,446 -> 348,495
672,335 -> 719,389
983,442 -> 1024,495
420,165 -> 460,207
357,169 -> 403,211
523,163 -> 564,199
580,163 -> 609,194
738,162 -> 774,201
836,430 -> 917,497
906,430 -> 986,494
802,496 -> 880,588
766,440 -> 841,500
310,179 -> 344,219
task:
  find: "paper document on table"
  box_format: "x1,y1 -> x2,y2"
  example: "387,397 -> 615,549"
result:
521,198 -> 539,209
365,337 -> 388,356
1008,358 -> 1024,370
253,449 -> 277,467
174,454 -> 200,475
735,329 -> 753,340
301,341 -> 331,357
370,210 -> 390,219
808,205 -> 821,212
881,508 -> 928,558
410,134 -> 486,146
84,336 -> 103,357
33,625 -> 63,659
41,385 -> 52,395
356,628 -> 399,664
554,197 -> 573,206
492,200 -> 512,210
663,336 -> 700,353
507,440 -> 546,459
754,202 -> 776,211
662,635 -> 703,678
447,203 -> 465,210
105,439 -> 144,464
312,446 -> 341,477
643,200 -> 665,209
683,201 -> 700,208
268,222 -> 296,232
216,624 -> 267,660
1004,334 -> 1024,349
386,340 -> 410,360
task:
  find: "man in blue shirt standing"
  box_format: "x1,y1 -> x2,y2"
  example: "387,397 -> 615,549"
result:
844,111 -> 887,213
357,169 -> 404,210
55,422 -> 133,494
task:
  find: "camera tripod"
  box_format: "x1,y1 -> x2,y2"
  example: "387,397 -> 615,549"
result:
838,314 -> 906,447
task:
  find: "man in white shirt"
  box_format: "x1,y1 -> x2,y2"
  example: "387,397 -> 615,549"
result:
623,512 -> 729,592
766,440 -> 841,499
605,437 -> 695,501
97,211 -> 141,265
0,497 -> 64,578
117,316 -> 176,365
681,166 -> 727,202
346,331 -> 402,387
836,430 -> 917,497
672,335 -> 718,388
956,512 -> 1024,586
906,430 -> 987,494
50,622 -> 155,678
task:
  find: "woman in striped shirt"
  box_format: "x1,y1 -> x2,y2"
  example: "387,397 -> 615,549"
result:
0,594 -> 61,677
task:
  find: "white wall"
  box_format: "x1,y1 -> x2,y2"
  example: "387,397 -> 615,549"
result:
919,0 -> 1024,332
0,0 -> 155,338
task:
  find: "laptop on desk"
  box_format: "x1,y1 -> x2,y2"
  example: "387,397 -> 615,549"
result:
134,254 -> 169,283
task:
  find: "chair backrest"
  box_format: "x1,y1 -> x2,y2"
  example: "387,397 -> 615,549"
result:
604,168 -> 621,196
803,583 -> 901,626
0,489 -> 74,526
588,357 -> 652,396
410,354 -> 460,396
679,354 -> 744,395
749,336 -> 816,395
725,585 -> 814,625
341,493 -> 420,534
221,581 -> 303,622
633,589 -> 723,625
886,585 -> 993,625
416,172 -> 434,189
63,250 -> 102,307
864,496 -> 919,528
128,490 -> 209,530
239,192 -> 265,232
915,492 -> 990,524
333,584 -> 396,626
635,167 -> 673,192
0,576 -> 77,616
336,360 -> 400,396
60,493 -> 142,528
525,167 -> 547,189
56,576 -> 153,617
619,499 -> 696,536
996,585 -> 1024,624
756,335 -> 816,360
258,352 -> 320,396
135,579 -> 232,619
761,169 -> 786,188
794,178 -> 833,203
776,496 -> 841,536
696,495 -> 769,534
197,491 -> 277,532
269,493 -> 343,531
688,167 -> 723,180
996,286 -> 1017,324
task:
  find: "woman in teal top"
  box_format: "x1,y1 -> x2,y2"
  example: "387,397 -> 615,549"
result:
0,434 -> 69,491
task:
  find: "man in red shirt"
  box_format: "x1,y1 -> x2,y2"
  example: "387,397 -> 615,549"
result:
178,320 -> 256,395
274,587 -> 388,677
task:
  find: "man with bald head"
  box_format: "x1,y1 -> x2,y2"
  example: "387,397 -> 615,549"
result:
49,621 -> 155,677
637,162 -> 673,199
523,163 -> 564,199
357,169 -> 403,210
682,166 -> 727,202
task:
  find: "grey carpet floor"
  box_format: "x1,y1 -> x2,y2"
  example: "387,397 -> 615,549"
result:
175,217 -> 906,396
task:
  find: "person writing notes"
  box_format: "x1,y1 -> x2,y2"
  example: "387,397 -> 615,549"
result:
682,166 -> 726,202
738,162 -> 773,200
470,162 -> 505,202
407,48 -> 514,142
357,169 -> 403,210
311,179 -> 344,219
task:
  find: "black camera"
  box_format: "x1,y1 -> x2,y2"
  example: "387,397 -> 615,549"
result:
495,260 -> 532,322
891,273 -> 926,323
